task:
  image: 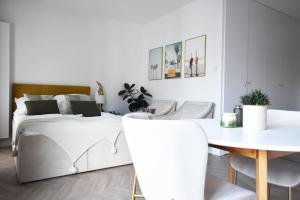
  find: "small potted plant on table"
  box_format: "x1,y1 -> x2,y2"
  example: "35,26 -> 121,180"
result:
240,89 -> 270,130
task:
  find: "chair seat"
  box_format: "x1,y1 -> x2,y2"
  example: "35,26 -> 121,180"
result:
205,174 -> 256,200
231,155 -> 300,187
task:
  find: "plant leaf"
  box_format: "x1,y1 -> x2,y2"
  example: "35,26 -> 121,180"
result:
118,90 -> 126,96
124,83 -> 130,90
140,100 -> 149,108
144,92 -> 152,97
127,98 -> 133,103
129,103 -> 139,112
129,84 -> 135,89
123,95 -> 129,100
140,87 -> 146,93
138,94 -> 144,100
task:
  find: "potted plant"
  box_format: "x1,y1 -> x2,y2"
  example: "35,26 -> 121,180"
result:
240,89 -> 270,130
118,83 -> 152,112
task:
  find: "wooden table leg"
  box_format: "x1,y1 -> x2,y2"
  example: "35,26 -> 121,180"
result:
228,153 -> 236,184
256,150 -> 268,200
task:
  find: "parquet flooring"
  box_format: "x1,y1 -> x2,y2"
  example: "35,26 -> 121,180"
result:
0,148 -> 299,200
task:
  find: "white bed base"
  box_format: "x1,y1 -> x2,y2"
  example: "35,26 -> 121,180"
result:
14,132 -> 132,183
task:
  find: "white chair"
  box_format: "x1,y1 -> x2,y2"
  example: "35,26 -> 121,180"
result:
153,101 -> 214,120
145,100 -> 177,116
231,109 -> 300,200
122,113 -> 255,200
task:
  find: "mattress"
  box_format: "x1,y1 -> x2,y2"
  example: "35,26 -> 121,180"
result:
12,113 -> 132,183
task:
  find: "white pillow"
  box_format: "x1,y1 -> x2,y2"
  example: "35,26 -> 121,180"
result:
68,94 -> 92,101
14,97 -> 27,115
53,95 -> 71,114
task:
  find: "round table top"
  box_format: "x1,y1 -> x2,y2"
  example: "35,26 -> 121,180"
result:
193,119 -> 300,152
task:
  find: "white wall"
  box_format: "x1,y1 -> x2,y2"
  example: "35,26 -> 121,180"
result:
0,0 -> 224,115
0,22 -> 10,138
0,0 -> 92,85
140,0 -> 224,118
88,16 -> 142,113
296,23 -> 300,109
224,0 -> 299,111
0,0 -> 142,113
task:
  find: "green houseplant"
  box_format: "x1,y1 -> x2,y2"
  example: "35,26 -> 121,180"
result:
240,89 -> 270,130
118,83 -> 152,112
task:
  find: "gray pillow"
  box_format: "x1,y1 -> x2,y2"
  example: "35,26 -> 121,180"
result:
25,100 -> 60,115
70,101 -> 101,117
24,94 -> 53,101
66,95 -> 81,101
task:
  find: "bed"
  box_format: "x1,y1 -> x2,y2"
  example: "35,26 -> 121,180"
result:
12,83 -> 132,183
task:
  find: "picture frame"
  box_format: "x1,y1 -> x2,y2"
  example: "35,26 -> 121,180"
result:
164,41 -> 182,79
184,35 -> 206,78
148,47 -> 163,80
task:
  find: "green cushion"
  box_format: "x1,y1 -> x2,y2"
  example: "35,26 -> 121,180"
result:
25,100 -> 60,115
70,101 -> 101,117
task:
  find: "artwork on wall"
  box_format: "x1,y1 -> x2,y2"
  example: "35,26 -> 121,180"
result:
148,47 -> 163,80
164,42 -> 182,79
184,35 -> 206,78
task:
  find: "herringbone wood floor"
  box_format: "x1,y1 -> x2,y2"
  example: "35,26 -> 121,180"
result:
0,147 -> 299,200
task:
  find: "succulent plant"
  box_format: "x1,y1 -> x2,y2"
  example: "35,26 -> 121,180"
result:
240,89 -> 270,106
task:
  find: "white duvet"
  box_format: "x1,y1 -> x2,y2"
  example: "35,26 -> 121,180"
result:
12,113 -> 123,172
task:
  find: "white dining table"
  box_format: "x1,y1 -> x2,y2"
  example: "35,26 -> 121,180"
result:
193,119 -> 300,200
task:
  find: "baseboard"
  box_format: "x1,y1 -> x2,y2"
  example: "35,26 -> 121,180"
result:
0,138 -> 11,148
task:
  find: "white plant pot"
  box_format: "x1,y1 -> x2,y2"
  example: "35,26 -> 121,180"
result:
243,105 -> 267,130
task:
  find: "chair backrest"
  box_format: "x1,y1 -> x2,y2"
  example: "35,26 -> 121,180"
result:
122,113 -> 208,200
147,100 -> 177,116
268,109 -> 300,128
166,101 -> 214,120
268,109 -> 300,163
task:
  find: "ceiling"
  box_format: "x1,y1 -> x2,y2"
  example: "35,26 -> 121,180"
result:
33,0 -> 196,24
256,0 -> 300,20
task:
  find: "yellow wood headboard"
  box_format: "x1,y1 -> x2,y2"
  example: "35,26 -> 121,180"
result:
12,83 -> 90,112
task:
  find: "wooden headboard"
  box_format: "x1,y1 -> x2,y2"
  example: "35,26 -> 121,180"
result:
12,83 -> 90,112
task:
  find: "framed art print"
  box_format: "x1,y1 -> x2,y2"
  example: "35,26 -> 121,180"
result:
148,47 -> 163,80
164,42 -> 182,79
184,35 -> 206,78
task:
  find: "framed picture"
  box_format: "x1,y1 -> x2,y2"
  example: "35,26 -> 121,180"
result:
184,35 -> 206,78
148,47 -> 163,80
164,42 -> 182,79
